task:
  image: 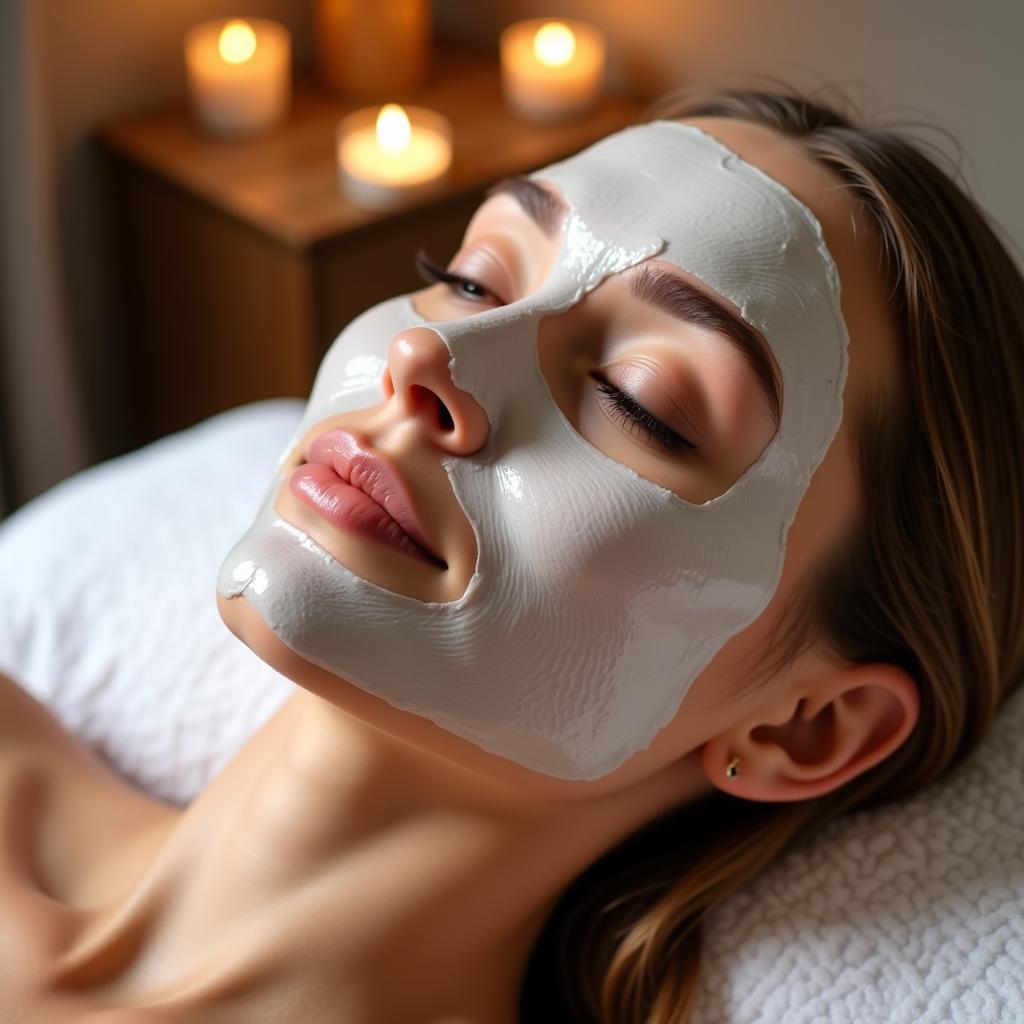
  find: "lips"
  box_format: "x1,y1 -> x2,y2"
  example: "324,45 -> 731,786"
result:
289,429 -> 446,568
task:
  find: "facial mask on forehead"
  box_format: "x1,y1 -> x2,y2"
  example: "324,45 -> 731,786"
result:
218,121 -> 849,780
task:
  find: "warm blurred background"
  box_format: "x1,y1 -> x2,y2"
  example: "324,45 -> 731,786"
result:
1,0 -> 1020,517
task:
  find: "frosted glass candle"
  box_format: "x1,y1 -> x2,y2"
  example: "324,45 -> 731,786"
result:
337,104 -> 452,211
184,17 -> 291,137
500,19 -> 606,122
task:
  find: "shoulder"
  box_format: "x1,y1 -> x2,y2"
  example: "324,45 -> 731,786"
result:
0,671 -> 180,816
0,675 -> 181,1016
0,671 -> 77,755
0,671 -> 123,790
0,670 -> 179,827
0,671 -> 178,898
0,673 -> 138,794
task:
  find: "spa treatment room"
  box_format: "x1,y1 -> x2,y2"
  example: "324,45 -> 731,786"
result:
0,2 -> 1022,1022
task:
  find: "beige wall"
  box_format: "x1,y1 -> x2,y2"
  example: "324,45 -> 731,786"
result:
438,0 -> 1024,265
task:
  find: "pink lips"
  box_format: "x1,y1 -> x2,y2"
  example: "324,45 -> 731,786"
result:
288,430 -> 445,568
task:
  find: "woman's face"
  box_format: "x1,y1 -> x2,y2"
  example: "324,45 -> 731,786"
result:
272,173 -> 785,605
218,116 -> 898,794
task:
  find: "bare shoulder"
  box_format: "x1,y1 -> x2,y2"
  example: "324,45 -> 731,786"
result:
0,671 -> 132,791
0,674 -> 178,1014
0,670 -> 179,820
0,671 -> 178,899
0,671 -> 81,755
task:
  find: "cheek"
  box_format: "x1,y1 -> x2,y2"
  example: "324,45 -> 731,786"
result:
471,410 -> 645,580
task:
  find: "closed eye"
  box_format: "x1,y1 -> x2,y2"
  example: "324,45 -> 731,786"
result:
415,251 -> 508,307
592,375 -> 698,453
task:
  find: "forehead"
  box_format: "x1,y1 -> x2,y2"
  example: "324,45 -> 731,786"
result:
541,123 -> 841,349
533,121 -> 836,334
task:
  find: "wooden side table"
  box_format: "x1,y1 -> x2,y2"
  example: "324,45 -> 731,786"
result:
98,43 -> 646,447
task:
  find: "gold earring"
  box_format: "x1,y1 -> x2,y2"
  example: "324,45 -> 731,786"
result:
725,757 -> 740,779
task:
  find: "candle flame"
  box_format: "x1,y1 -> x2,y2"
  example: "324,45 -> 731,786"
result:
219,19 -> 257,64
533,22 -> 576,67
376,104 -> 411,153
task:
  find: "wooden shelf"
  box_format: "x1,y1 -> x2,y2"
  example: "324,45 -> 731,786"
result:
100,43 -> 645,249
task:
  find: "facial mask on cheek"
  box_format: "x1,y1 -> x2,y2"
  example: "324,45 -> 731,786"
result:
217,122 -> 849,780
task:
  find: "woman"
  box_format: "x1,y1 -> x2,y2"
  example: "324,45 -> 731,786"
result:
0,88 -> 1021,1023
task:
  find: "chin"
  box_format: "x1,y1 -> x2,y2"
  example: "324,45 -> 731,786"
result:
216,588 -> 309,684
213,589 -> 629,802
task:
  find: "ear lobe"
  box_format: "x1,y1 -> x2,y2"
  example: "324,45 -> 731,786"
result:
704,662 -> 920,802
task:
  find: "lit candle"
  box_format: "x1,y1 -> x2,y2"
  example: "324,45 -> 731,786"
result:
337,104 -> 453,211
500,18 -> 606,122
184,17 -> 291,137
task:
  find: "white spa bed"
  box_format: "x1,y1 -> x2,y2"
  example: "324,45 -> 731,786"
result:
0,399 -> 1021,1023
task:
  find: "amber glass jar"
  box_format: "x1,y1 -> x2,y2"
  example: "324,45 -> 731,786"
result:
314,0 -> 431,98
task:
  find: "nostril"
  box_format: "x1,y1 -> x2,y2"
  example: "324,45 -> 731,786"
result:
409,384 -> 455,432
437,401 -> 454,432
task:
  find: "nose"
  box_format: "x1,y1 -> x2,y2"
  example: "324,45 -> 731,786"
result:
381,327 -> 490,456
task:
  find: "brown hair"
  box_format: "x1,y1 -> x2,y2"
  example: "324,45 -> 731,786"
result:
518,88 -> 1024,1023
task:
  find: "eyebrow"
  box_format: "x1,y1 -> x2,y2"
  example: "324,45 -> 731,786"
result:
630,264 -> 782,428
485,176 -> 565,238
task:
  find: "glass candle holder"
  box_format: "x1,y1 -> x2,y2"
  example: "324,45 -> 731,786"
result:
500,18 -> 606,123
337,103 -> 453,211
184,17 -> 291,137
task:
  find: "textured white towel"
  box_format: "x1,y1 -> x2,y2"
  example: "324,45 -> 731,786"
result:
1,399 -> 1021,1021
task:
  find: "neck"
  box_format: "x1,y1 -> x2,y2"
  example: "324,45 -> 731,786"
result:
67,687 -> 713,1022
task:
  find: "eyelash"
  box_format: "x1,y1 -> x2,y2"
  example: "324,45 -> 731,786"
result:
594,377 -> 698,453
414,251 -> 697,455
415,251 -> 501,304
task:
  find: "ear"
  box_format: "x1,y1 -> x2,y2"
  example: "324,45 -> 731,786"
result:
701,661 -> 920,802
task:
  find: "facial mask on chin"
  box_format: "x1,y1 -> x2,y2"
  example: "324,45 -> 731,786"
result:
217,122 -> 849,780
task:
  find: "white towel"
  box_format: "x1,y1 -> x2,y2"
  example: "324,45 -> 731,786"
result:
1,399 -> 1021,1022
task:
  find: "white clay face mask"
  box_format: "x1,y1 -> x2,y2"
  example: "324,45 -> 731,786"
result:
218,122 -> 849,780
